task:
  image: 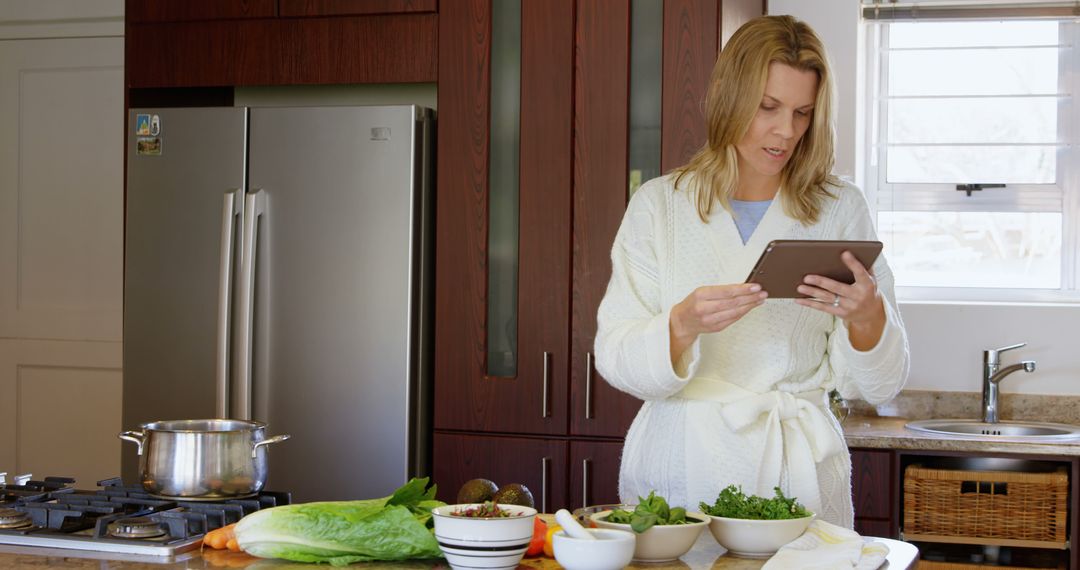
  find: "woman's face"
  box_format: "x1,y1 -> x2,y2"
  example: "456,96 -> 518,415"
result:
735,62 -> 819,184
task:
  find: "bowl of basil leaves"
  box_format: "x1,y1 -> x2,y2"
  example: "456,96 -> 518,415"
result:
589,491 -> 708,562
699,485 -> 814,558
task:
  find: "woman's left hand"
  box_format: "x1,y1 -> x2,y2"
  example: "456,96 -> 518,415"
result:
794,251 -> 886,350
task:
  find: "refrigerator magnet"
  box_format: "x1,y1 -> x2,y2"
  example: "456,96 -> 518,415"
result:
135,114 -> 151,136
150,115 -> 161,136
136,136 -> 162,156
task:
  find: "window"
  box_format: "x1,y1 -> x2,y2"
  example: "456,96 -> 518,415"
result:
863,14 -> 1080,301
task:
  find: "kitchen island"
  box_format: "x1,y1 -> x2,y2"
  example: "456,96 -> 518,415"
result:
0,532 -> 918,568
0,416 -> 969,569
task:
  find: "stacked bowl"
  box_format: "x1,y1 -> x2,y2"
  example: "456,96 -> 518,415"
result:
431,504 -> 537,570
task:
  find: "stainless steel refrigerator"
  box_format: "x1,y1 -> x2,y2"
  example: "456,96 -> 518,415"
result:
123,106 -> 433,503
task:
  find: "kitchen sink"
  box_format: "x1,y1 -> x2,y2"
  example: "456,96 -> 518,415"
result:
905,419 -> 1080,441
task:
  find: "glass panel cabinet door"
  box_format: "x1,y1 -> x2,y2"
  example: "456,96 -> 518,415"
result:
436,0 -> 764,439
434,0 -> 572,435
571,0 -> 764,438
571,0 -> 645,438
628,0 -> 663,199
487,0 -> 522,378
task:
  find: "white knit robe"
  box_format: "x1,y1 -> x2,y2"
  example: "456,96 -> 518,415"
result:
594,175 -> 910,528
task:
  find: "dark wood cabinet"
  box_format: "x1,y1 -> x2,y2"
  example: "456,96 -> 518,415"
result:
570,0 -> 639,439
570,0 -> 764,438
126,0 -> 277,23
854,519 -> 893,539
850,448 -> 897,538
125,1 -> 437,88
431,435 -> 623,517
432,433 -> 568,514
434,0 -> 765,511
278,0 -> 437,17
661,0 -> 717,171
569,440 -> 624,511
433,0 -> 574,437
127,0 -> 435,22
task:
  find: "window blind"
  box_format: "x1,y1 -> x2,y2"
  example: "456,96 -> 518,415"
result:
861,1 -> 1080,21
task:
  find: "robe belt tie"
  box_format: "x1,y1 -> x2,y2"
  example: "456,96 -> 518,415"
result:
679,379 -> 844,516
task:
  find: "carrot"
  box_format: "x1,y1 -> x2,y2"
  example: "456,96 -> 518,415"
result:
203,523 -> 237,550
203,529 -> 223,549
226,538 -> 240,552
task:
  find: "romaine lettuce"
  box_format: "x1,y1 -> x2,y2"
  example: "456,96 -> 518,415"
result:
234,477 -> 445,566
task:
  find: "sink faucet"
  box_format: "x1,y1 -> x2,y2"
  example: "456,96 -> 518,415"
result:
982,342 -> 1036,423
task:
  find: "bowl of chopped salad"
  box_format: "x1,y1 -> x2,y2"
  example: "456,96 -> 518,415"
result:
431,502 -> 537,570
699,485 -> 814,558
588,491 -> 709,562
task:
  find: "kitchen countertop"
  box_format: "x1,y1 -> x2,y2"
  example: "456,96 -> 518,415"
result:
0,532 -> 918,569
842,415 -> 1080,455
9,413 -> 1075,569
848,389 -> 1080,427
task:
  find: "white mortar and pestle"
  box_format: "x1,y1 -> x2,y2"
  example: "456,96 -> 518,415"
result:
551,508 -> 635,570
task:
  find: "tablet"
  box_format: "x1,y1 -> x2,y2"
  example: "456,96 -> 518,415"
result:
745,240 -> 883,298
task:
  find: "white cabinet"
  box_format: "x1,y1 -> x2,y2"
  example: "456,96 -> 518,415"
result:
0,3 -> 124,486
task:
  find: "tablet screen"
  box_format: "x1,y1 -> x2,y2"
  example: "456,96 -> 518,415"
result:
744,240 -> 883,298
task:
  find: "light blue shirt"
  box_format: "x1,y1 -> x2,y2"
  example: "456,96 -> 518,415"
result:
730,199 -> 773,244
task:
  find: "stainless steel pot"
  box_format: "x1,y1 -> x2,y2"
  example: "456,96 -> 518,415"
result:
119,419 -> 290,500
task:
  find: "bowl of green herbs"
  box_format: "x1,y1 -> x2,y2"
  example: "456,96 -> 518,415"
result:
589,491 -> 708,562
699,485 -> 814,558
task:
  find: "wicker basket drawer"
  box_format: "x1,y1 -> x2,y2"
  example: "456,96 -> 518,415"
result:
903,465 -> 1069,549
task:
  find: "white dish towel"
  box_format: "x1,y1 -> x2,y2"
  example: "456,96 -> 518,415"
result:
761,520 -> 889,570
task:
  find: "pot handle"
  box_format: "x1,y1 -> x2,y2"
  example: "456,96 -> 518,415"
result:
251,434 -> 291,458
118,431 -> 146,456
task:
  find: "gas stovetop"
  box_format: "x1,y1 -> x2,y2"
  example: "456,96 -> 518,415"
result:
0,472 -> 289,557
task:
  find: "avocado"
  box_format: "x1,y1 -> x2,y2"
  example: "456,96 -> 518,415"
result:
456,478 -> 499,504
492,483 -> 535,508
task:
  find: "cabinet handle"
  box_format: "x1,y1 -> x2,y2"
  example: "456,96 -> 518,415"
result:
542,351 -> 551,418
541,456 -> 550,513
585,352 -> 594,420
582,458 -> 592,509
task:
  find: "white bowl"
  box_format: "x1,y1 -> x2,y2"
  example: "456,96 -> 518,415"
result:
431,504 -> 537,570
706,512 -> 815,558
552,528 -> 636,570
590,510 -> 709,562
571,504 -> 633,528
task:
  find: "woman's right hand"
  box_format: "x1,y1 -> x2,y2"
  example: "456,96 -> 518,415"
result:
669,283 -> 768,364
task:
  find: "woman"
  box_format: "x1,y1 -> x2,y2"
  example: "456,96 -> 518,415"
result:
594,15 -> 909,528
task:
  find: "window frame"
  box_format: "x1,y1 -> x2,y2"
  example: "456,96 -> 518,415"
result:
861,18 -> 1080,303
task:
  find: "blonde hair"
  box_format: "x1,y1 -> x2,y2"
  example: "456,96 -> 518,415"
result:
673,15 -> 839,224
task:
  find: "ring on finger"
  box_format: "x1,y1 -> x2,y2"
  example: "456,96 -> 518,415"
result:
831,293 -> 841,307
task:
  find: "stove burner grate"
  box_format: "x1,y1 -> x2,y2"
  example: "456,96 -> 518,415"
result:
107,516 -> 167,539
0,508 -> 31,530
0,473 -> 290,556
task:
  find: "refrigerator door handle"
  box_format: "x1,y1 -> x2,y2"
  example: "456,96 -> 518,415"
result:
235,189 -> 266,420
215,189 -> 244,419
